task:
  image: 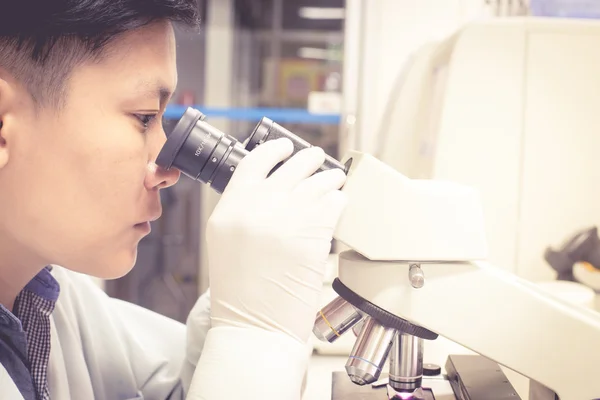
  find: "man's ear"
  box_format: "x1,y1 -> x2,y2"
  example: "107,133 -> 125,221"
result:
0,76 -> 17,169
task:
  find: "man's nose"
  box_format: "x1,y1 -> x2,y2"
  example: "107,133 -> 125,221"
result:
145,161 -> 181,190
145,126 -> 181,189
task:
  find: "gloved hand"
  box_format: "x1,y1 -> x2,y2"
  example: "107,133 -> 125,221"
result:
181,289 -> 211,392
185,289 -> 211,363
206,138 -> 347,344
186,138 -> 347,400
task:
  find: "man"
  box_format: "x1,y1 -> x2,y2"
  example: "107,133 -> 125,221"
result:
0,1 -> 348,399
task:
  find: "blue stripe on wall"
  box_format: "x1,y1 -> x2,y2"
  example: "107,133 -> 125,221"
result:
164,105 -> 341,125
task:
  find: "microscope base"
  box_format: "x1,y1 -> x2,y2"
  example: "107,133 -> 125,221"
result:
331,355 -> 520,400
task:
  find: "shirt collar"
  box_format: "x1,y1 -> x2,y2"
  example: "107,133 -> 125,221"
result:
23,266 -> 60,302
0,266 -> 60,330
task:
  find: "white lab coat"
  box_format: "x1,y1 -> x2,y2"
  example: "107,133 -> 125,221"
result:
0,265 -> 211,400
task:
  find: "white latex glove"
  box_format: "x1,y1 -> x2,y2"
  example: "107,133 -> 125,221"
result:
187,138 -> 347,400
180,289 -> 211,393
208,138 -> 347,343
185,289 -> 211,364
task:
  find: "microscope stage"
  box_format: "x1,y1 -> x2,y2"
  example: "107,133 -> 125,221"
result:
331,355 -> 521,400
331,372 -> 449,400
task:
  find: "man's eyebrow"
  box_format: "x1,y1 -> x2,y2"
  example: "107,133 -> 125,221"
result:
133,80 -> 174,108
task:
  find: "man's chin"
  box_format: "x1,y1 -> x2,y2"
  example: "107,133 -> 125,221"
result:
70,249 -> 138,280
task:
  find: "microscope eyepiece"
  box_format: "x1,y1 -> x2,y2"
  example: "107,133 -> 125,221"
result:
156,108 -> 245,193
156,107 -> 349,193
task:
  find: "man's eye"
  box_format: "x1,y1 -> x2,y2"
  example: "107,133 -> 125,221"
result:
134,114 -> 158,129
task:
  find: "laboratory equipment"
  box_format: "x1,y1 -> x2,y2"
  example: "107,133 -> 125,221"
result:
545,226 -> 600,293
545,226 -> 600,281
157,113 -> 600,400
375,18 -> 600,284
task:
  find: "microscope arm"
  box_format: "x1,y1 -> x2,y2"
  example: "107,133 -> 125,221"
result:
331,151 -> 600,400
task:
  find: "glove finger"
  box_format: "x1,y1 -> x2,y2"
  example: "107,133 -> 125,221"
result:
230,138 -> 294,183
294,189 -> 347,246
267,146 -> 325,189
292,168 -> 347,203
316,189 -> 349,228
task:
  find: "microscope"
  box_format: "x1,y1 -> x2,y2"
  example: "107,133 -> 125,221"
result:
157,108 -> 600,400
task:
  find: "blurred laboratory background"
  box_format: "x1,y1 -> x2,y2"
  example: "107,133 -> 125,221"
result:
105,0 -> 600,331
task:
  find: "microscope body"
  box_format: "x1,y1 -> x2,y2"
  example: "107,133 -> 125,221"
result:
316,151 -> 600,400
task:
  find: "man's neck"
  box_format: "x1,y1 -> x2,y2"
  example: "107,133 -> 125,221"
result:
0,234 -> 46,312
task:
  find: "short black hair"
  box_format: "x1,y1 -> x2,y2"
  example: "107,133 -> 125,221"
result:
0,0 -> 201,107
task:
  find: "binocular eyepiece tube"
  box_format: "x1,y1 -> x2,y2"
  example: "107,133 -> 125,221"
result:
156,107 -> 350,193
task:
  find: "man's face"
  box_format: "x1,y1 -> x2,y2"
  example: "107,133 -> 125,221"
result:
0,21 -> 181,278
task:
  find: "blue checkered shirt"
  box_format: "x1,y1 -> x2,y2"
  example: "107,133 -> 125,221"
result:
0,267 -> 59,400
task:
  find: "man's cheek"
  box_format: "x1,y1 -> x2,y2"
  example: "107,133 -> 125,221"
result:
100,158 -> 149,197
